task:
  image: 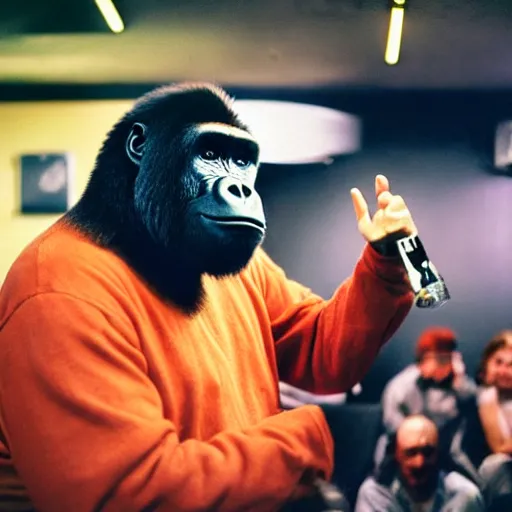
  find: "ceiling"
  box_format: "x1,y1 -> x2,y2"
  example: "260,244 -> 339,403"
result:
1,0 -> 512,89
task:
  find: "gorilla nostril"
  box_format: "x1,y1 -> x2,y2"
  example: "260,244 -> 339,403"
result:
241,185 -> 252,198
227,184 -> 243,198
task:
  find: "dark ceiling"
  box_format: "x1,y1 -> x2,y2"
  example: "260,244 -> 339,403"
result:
0,0 -> 512,90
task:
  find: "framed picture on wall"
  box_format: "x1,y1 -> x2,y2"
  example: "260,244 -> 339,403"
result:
20,153 -> 75,214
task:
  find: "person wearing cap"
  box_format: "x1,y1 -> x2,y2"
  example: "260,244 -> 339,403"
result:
373,327 -> 480,485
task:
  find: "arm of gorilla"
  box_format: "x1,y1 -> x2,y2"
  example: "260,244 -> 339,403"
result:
252,244 -> 413,394
0,294 -> 334,512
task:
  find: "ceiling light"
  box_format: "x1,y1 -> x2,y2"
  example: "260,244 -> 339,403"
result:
385,0 -> 406,65
94,0 -> 125,34
233,100 -> 361,165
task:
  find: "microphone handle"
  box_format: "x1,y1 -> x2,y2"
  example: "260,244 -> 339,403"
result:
395,234 -> 450,308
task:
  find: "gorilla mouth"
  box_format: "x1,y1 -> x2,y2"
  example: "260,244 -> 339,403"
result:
200,214 -> 266,232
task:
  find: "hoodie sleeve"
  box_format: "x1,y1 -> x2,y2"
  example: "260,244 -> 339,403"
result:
251,245 -> 414,394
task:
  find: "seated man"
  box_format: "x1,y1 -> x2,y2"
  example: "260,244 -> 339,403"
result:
355,415 -> 484,512
374,327 -> 480,484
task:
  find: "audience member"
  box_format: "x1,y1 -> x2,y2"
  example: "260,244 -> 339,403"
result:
356,415 -> 484,511
476,330 -> 512,507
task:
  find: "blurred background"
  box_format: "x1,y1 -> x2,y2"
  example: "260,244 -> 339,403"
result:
1,0 -> 512,401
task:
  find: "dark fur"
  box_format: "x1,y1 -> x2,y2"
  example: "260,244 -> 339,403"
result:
66,82 -> 261,314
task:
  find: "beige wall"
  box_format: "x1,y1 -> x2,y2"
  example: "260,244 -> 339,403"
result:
0,99 -> 134,283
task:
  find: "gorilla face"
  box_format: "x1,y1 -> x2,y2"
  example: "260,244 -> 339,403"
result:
130,120 -> 266,277
68,82 -> 266,312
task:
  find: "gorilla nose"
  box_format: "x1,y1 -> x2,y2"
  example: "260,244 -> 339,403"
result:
228,183 -> 252,199
218,177 -> 253,201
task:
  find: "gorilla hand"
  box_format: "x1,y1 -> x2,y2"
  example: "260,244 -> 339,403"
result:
350,174 -> 417,244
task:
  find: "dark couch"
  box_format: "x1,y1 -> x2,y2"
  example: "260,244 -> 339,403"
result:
329,403 -> 384,505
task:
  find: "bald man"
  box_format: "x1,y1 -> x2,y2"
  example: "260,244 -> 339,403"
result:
355,415 -> 484,512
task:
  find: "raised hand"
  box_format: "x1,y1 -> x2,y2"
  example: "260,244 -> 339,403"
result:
350,174 -> 417,243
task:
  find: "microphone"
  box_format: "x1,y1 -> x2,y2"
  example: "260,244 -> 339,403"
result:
396,234 -> 450,308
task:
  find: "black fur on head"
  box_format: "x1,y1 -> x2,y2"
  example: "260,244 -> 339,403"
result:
66,82 -> 266,314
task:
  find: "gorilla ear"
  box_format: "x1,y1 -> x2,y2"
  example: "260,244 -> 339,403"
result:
126,122 -> 147,166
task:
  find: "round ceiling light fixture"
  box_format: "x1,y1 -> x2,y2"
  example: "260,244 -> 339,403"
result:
233,99 -> 362,165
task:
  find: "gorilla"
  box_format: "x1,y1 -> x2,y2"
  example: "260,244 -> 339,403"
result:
0,82 -> 416,512
69,83 -> 266,312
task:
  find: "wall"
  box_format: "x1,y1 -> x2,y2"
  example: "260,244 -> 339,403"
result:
0,100 -> 133,282
256,91 -> 512,401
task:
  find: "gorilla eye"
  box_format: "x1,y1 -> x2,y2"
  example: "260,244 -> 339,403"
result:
235,158 -> 250,168
200,148 -> 219,161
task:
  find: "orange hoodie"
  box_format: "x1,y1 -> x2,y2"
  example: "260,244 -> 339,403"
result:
0,220 -> 412,512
